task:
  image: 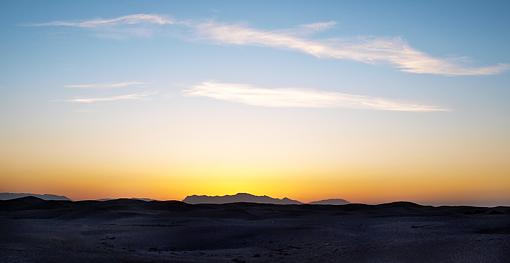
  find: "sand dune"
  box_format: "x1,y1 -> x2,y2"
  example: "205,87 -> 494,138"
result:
1,197 -> 509,262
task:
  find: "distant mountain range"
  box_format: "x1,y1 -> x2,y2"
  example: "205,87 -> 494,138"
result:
183,193 -> 350,205
309,198 -> 349,205
0,192 -> 349,205
183,193 -> 302,205
0,192 -> 70,201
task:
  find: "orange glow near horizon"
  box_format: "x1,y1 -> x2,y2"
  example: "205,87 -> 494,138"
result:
1,0 -> 510,209
2,154 -> 509,205
1,81 -> 509,207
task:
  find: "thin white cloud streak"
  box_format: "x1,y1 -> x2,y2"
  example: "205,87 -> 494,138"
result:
274,21 -> 338,37
184,81 -> 448,112
32,14 -> 173,28
33,14 -> 508,76
195,22 -> 508,76
64,92 -> 155,104
65,81 -> 146,89
299,21 -> 337,32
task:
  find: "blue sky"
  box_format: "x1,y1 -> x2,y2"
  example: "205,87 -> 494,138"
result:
0,1 -> 509,204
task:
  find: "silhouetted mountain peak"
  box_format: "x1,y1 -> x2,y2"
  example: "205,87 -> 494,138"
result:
183,193 -> 302,205
235,193 -> 254,197
0,192 -> 70,201
309,198 -> 350,205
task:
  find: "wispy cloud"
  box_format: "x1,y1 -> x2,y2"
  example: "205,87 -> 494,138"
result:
32,14 -> 173,28
65,81 -> 146,89
273,21 -> 338,37
63,92 -> 155,104
33,14 -> 508,76
195,22 -> 508,76
184,81 -> 448,112
298,21 -> 337,32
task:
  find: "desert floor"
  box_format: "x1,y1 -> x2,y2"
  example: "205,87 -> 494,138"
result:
1,198 -> 509,263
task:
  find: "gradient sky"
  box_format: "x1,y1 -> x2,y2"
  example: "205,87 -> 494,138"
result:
1,0 -> 510,206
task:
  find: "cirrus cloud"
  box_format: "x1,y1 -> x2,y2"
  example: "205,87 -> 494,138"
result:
184,81 -> 448,112
31,14 -> 173,28
63,92 -> 155,104
195,22 -> 508,76
65,81 -> 146,89
32,14 -> 508,76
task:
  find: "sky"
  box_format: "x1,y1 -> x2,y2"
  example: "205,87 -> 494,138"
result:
1,0 -> 509,206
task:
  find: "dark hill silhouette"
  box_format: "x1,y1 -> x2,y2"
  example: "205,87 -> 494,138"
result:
377,201 -> 425,208
183,193 -> 302,204
309,198 -> 349,205
97,197 -> 156,202
1,197 -> 508,216
0,192 -> 70,201
0,196 -> 72,211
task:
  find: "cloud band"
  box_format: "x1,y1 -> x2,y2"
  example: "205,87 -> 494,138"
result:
32,14 -> 508,76
184,81 -> 448,112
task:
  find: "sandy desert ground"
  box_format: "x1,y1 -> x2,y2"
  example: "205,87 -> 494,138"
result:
1,197 -> 509,263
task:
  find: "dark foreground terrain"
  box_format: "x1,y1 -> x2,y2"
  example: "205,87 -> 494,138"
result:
1,197 -> 509,263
